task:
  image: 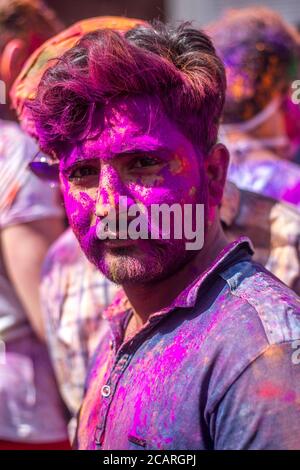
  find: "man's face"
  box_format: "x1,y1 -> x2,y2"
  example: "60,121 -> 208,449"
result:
59,96 -> 211,285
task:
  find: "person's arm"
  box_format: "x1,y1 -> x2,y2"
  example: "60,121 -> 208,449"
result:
211,341 -> 300,449
1,217 -> 64,341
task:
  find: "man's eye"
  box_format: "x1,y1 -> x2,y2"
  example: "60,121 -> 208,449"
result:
131,156 -> 160,169
69,166 -> 98,180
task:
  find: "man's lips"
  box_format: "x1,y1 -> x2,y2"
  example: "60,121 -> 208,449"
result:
101,238 -> 137,249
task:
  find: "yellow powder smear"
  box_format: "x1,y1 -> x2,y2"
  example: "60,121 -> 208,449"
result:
169,152 -> 189,175
189,186 -> 196,197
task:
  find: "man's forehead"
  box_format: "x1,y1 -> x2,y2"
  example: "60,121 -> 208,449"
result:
63,96 -> 175,162
72,133 -> 167,161
100,95 -> 164,134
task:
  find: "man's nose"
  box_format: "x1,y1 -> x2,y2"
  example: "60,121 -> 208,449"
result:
95,188 -> 118,218
95,167 -> 134,218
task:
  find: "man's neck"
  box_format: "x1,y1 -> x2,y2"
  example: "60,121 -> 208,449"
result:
123,220 -> 228,328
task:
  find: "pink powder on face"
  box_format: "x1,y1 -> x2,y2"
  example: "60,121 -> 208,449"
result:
59,95 -> 224,284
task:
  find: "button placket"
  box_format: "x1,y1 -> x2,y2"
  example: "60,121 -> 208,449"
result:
93,346 -> 115,447
94,353 -> 131,448
94,318 -> 163,448
101,384 -> 111,398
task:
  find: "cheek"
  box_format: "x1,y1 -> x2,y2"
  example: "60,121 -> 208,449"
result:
166,151 -> 205,204
127,182 -> 172,206
163,164 -> 204,205
127,170 -> 203,208
62,186 -> 96,238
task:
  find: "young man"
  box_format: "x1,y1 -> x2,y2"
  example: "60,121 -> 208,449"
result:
16,23 -> 300,449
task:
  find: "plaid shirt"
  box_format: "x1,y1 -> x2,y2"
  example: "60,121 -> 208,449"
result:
40,228 -> 118,423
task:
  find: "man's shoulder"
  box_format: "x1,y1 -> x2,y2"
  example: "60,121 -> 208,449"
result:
189,259 -> 300,412
219,259 -> 300,345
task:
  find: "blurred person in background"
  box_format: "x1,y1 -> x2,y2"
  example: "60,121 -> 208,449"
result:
209,7 -> 300,210
0,0 -> 70,450
210,7 -> 300,295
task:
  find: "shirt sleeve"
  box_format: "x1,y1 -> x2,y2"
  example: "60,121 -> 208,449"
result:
212,340 -> 300,450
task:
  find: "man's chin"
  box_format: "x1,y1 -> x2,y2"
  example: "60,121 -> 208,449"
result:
96,248 -> 164,285
86,239 -> 190,285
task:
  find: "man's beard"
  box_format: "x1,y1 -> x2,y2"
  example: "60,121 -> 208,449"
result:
83,236 -> 195,285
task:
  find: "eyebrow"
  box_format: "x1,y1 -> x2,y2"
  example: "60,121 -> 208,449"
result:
62,142 -> 171,167
116,145 -> 169,157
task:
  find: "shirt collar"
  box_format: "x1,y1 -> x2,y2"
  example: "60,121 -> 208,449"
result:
103,236 -> 254,326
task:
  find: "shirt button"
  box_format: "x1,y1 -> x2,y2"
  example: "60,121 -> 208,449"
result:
101,385 -> 111,398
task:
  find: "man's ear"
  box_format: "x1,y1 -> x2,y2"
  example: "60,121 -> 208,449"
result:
204,143 -> 230,207
0,38 -> 28,89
